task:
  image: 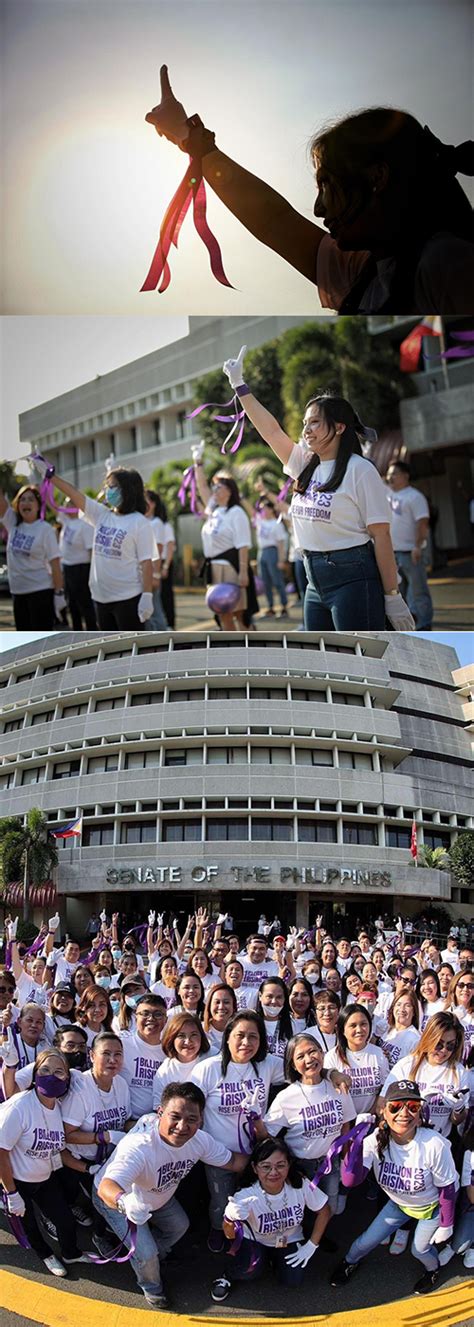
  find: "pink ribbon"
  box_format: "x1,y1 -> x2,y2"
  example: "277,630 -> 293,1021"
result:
178,466 -> 198,513
141,158 -> 233,294
186,394 -> 246,455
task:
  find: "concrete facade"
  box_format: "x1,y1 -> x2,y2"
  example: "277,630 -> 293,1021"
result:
0,631 -> 472,934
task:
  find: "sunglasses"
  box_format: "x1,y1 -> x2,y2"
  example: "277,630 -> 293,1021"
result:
458,982 -> 474,990
0,986 -> 15,995
434,1040 -> 457,1052
387,1100 -> 420,1116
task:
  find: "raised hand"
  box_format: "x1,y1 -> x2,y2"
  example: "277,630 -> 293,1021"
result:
148,911 -> 156,927
145,65 -> 189,146
48,913 -> 60,934
6,917 -> 19,942
191,441 -> 205,463
223,346 -> 247,390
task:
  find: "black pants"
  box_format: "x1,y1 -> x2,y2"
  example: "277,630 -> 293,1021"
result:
64,563 -> 96,630
13,589 -> 56,630
15,1170 -> 81,1259
160,563 -> 175,628
93,594 -> 142,630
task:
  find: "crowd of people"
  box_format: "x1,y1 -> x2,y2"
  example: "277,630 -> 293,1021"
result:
0,905 -> 472,1309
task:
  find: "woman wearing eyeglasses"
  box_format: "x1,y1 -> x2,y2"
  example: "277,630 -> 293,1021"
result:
331,1079 -> 458,1295
379,1012 -> 470,1138
445,970 -> 474,1063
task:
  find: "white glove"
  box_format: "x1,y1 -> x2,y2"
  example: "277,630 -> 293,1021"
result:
384,593 -> 415,631
48,913 -> 60,934
191,441 -> 205,462
46,949 -> 62,966
27,452 -> 52,480
100,910 -> 107,923
145,65 -> 189,146
5,1190 -> 26,1217
88,1163 -> 101,1175
430,1225 -> 454,1246
53,591 -> 67,615
217,914 -> 227,925
239,1085 -> 262,1119
138,592 -> 154,623
157,913 -> 164,926
148,911 -> 156,927
285,1239 -> 318,1268
355,1113 -> 376,1127
223,345 -> 247,390
172,917 -> 178,929
107,1129 -> 126,1145
6,917 -> 18,942
118,1192 -> 152,1225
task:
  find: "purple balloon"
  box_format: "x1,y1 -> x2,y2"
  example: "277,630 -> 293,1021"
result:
285,582 -> 296,595
206,582 -> 241,614
254,575 -> 265,596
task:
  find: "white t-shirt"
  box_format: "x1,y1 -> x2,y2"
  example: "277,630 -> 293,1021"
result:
461,1149 -> 474,1189
386,485 -> 430,552
262,1020 -> 289,1061
83,497 -> 157,603
283,452 -> 390,553
15,970 -> 48,1009
440,948 -> 460,970
225,1176 -> 326,1248
240,958 -> 280,990
378,1026 -> 420,1069
450,1006 -> 474,1061
150,981 -> 178,1008
383,1053 -> 471,1137
152,1053 -> 210,1107
94,1120 -> 231,1212
2,508 -> 59,594
149,516 -> 165,553
265,1078 -> 355,1160
58,513 -> 94,565
420,998 -> 446,1030
0,1090 -> 65,1182
119,1031 -> 164,1118
324,1045 -> 389,1113
46,952 -> 80,987
190,1054 -> 285,1152
62,1068 -> 131,1159
201,504 -> 251,560
361,1127 -> 457,1212
255,516 -> 285,551
2,1029 -> 50,1072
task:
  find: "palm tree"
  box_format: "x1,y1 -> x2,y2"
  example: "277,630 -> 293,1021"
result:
0,809 -> 58,921
416,845 -> 451,871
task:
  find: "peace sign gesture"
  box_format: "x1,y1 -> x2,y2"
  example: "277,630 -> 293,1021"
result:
145,65 -> 189,146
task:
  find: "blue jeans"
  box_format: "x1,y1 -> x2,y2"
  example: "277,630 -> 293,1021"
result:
395,550 -> 433,629
293,555 -> 308,603
452,1207 -> 474,1252
205,1164 -> 237,1229
346,1198 -> 439,1272
302,542 -> 385,630
228,1236 -> 306,1287
258,546 -> 287,609
92,1188 -> 188,1300
147,587 -> 168,631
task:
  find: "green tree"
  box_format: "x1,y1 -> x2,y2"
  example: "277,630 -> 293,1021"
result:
449,832 -> 474,890
417,845 -> 451,871
0,461 -> 25,501
0,808 -> 58,921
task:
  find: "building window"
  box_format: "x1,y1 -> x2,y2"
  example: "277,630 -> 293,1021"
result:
31,710 -> 55,725
324,643 -> 357,654
83,824 -> 114,846
52,760 -> 81,779
206,819 -> 248,840
168,689 -> 204,703
131,692 -> 164,705
208,686 -> 247,699
3,718 -> 23,732
125,751 -> 160,769
120,821 -> 157,844
295,748 -> 333,766
21,766 -> 46,785
252,819 -> 294,841
208,747 -> 248,765
42,664 -> 61,675
331,691 -> 365,706
95,697 -> 126,711
0,771 -> 15,788
249,687 -> 288,700
343,823 -> 378,846
136,645 -> 169,656
161,819 -> 202,842
338,751 -> 373,770
291,688 -> 321,702
164,749 -> 203,767
72,656 -> 96,667
62,703 -> 89,717
87,754 -> 119,773
386,828 -> 411,848
423,830 -> 451,851
153,419 -> 161,445
250,747 -> 291,765
297,819 -> 337,843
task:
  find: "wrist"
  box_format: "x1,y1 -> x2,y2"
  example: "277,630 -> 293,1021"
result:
183,115 -> 217,159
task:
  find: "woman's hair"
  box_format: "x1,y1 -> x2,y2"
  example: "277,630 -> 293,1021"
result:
90,1031 -> 123,1054
336,1003 -> 372,1066
107,468 -> 147,516
29,1047 -> 70,1090
386,988 -> 419,1030
155,954 -> 178,983
212,473 -> 242,510
341,968 -> 363,1005
417,968 -> 441,1003
255,977 -> 293,1042
73,965 -> 94,989
11,485 -> 42,525
221,1010 -> 268,1076
203,982 -> 238,1033
409,1012 -> 464,1084
75,986 -> 113,1031
294,395 -> 367,497
187,948 -> 213,976
172,972 -> 205,1020
288,976 -> 317,1027
284,1032 -> 325,1084
160,1011 -> 210,1059
237,1135 -> 304,1191
19,1002 -> 46,1026
314,989 -> 341,1015
146,489 -> 168,522
446,969 -> 474,1013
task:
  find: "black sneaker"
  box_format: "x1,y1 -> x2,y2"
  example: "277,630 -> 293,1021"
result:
331,1259 -> 359,1287
207,1228 -> 226,1254
91,1231 -> 119,1258
143,1292 -> 170,1309
414,1270 -> 440,1295
211,1277 -> 231,1303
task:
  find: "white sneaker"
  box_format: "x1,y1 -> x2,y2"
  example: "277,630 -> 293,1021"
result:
62,1253 -> 93,1264
438,1243 -> 455,1266
390,1228 -> 410,1256
463,1247 -> 474,1269
43,1255 -> 67,1277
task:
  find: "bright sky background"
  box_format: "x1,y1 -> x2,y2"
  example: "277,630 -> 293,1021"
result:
0,631 -> 472,666
0,315 -> 189,460
1,0 -> 472,315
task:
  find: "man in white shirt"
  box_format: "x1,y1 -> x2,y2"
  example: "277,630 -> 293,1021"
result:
386,461 -> 433,629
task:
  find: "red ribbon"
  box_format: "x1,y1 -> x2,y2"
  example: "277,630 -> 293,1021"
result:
141,157 -> 233,294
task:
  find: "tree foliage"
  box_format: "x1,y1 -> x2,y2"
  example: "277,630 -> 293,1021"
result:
417,845 -> 451,871
0,808 -> 58,891
449,832 -> 474,890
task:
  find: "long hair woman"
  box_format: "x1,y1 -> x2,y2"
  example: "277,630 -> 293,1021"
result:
381,1011 -> 469,1137
444,969 -> 474,1062
192,465 -> 256,630
0,485 -> 64,629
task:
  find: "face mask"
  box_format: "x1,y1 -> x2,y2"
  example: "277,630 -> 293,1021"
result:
261,1002 -> 282,1018
112,950 -> 122,962
306,974 -> 319,986
64,1050 -> 87,1070
95,976 -> 111,989
105,486 -> 121,508
110,998 -> 121,1014
125,995 -> 140,1009
36,1073 -> 69,1099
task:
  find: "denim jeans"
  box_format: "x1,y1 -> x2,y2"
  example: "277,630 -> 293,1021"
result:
205,1163 -> 236,1229
93,1188 -> 188,1300
452,1207 -> 474,1252
346,1198 -> 439,1272
298,1155 -> 341,1214
258,546 -> 288,609
228,1236 -> 306,1287
302,542 -> 385,630
147,586 -> 168,631
395,550 -> 433,629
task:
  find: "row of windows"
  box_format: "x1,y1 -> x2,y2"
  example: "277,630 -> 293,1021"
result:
2,686 -> 369,730
14,746 -> 376,781
79,818 -> 454,848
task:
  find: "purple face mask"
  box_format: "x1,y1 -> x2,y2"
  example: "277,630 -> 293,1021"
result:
35,1073 -> 69,1099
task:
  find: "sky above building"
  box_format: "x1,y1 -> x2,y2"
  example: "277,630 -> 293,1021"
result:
1,0 -> 472,315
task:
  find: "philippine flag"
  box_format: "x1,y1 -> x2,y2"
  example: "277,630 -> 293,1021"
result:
49,815 -> 83,840
399,316 -> 443,373
410,819 -> 418,862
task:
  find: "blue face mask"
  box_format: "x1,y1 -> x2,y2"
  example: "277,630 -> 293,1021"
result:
105,486 -> 121,508
110,998 -> 121,1014
95,975 -> 110,989
125,995 -> 140,1009
112,949 -> 122,962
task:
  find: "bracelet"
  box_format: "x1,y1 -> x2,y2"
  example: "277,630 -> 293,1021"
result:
235,384 -> 251,398
183,115 -> 217,160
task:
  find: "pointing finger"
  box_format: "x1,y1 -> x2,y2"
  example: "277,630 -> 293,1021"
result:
160,64 -> 173,100
237,345 -> 247,361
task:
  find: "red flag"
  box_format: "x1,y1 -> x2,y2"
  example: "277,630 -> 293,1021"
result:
410,819 -> 418,861
399,317 -> 443,372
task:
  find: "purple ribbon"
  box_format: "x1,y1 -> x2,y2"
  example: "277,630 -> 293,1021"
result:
88,1219 -> 137,1264
125,924 -> 148,948
94,1128 -> 109,1166
1,1194 -> 31,1249
186,395 -> 246,455
237,1107 -> 260,1155
227,1219 -> 261,1271
310,1118 -> 373,1189
4,942 -> 12,971
178,465 -> 198,513
277,478 -> 293,503
25,932 -> 48,958
29,454 -> 79,519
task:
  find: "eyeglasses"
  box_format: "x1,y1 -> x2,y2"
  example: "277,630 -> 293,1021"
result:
400,977 -> 416,985
387,1100 -> 420,1116
434,1040 -> 457,1052
257,1162 -> 288,1174
0,986 -> 15,994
